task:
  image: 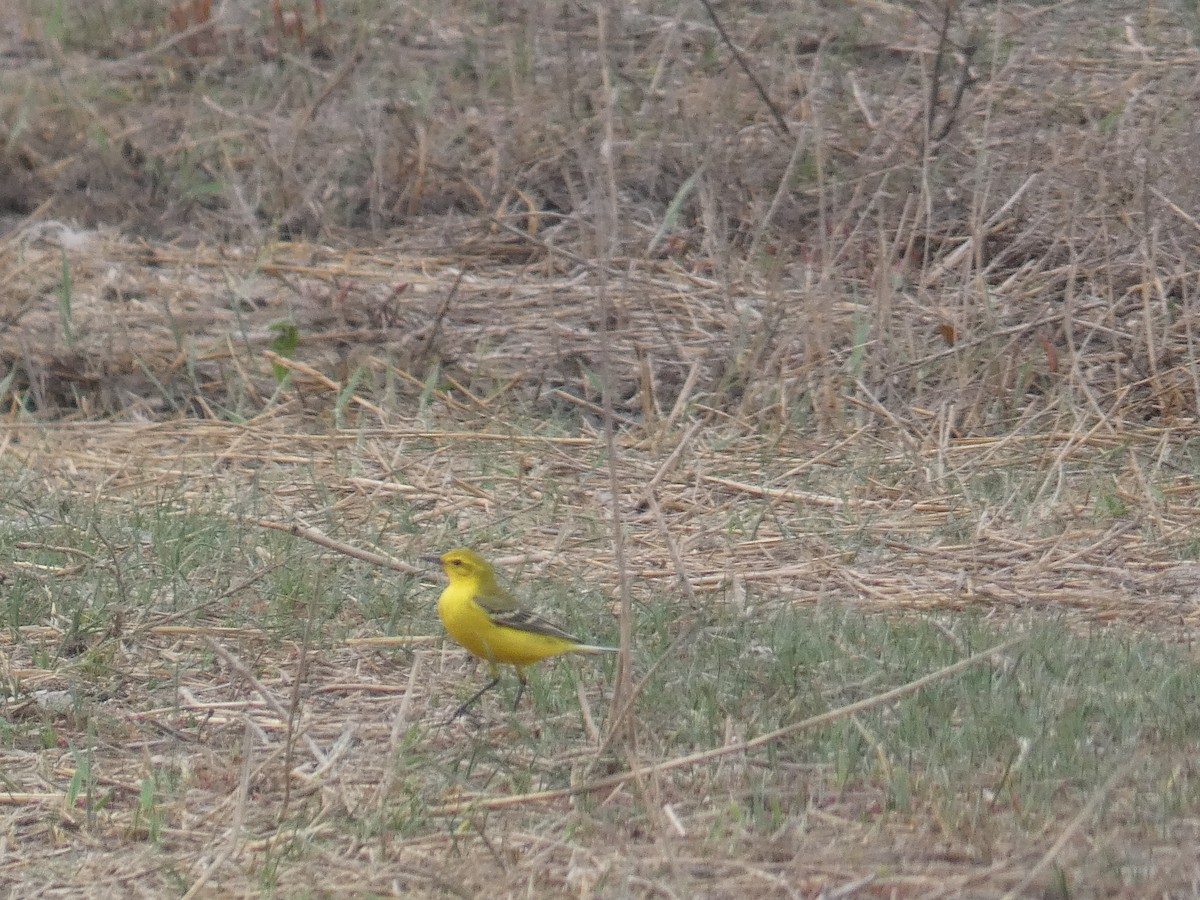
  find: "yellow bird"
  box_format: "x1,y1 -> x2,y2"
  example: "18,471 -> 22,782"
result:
428,547 -> 616,718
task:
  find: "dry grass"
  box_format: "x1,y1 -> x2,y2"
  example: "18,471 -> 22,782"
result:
2,0 -> 1200,897
1,410 -> 1199,897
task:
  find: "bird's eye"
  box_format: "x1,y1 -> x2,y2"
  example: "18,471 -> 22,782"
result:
450,559 -> 462,567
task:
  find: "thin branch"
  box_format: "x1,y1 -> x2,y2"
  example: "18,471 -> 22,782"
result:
1000,750 -> 1140,900
433,636 -> 1024,815
695,0 -> 790,136
595,7 -> 635,745
256,519 -> 420,574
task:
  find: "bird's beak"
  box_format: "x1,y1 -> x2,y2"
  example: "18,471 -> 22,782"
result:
422,555 -> 444,566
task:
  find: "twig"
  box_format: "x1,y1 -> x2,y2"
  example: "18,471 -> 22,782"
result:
284,42 -> 366,175
647,493 -> 697,606
701,474 -> 889,509
638,419 -> 701,504
282,570 -> 321,818
104,18 -> 220,72
134,561 -> 289,634
263,351 -> 386,419
924,0 -> 955,145
435,636 -> 1023,814
1000,750 -> 1140,900
1150,186 -> 1200,236
549,389 -> 639,428
595,7 -> 635,746
375,652 -> 424,851
183,718 -> 254,899
256,519 -> 420,574
695,0 -> 790,136
593,614 -> 705,764
920,173 -> 1039,286
203,636 -> 327,766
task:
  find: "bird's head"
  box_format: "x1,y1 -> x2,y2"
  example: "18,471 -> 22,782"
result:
433,547 -> 493,584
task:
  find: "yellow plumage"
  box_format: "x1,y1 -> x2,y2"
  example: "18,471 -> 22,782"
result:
429,547 -> 615,716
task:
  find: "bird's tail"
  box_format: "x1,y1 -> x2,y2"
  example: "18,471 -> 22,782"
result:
573,644 -> 619,654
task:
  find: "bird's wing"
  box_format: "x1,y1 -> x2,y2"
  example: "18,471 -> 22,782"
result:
474,584 -> 582,642
472,583 -> 521,613
488,607 -> 581,643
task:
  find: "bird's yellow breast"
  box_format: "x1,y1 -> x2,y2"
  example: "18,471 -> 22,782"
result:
437,582 -> 579,669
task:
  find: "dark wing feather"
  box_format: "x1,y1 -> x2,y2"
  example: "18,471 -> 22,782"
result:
473,580 -> 581,643
488,607 -> 581,643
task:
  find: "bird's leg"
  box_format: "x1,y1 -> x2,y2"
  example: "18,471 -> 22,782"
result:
447,675 -> 501,722
512,669 -> 528,711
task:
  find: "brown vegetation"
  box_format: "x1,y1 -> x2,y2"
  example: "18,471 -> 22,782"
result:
2,0 -> 1200,896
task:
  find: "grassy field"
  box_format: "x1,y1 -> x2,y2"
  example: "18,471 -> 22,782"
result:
3,0 -> 1200,897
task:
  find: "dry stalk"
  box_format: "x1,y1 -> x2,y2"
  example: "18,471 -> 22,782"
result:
1000,750 -> 1141,900
432,636 -> 1023,815
695,0 -> 789,136
203,635 -> 326,766
592,613 -> 706,765
182,716 -> 256,900
593,6 -> 635,749
374,651 -> 424,850
256,519 -> 420,574
281,570 -> 321,817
